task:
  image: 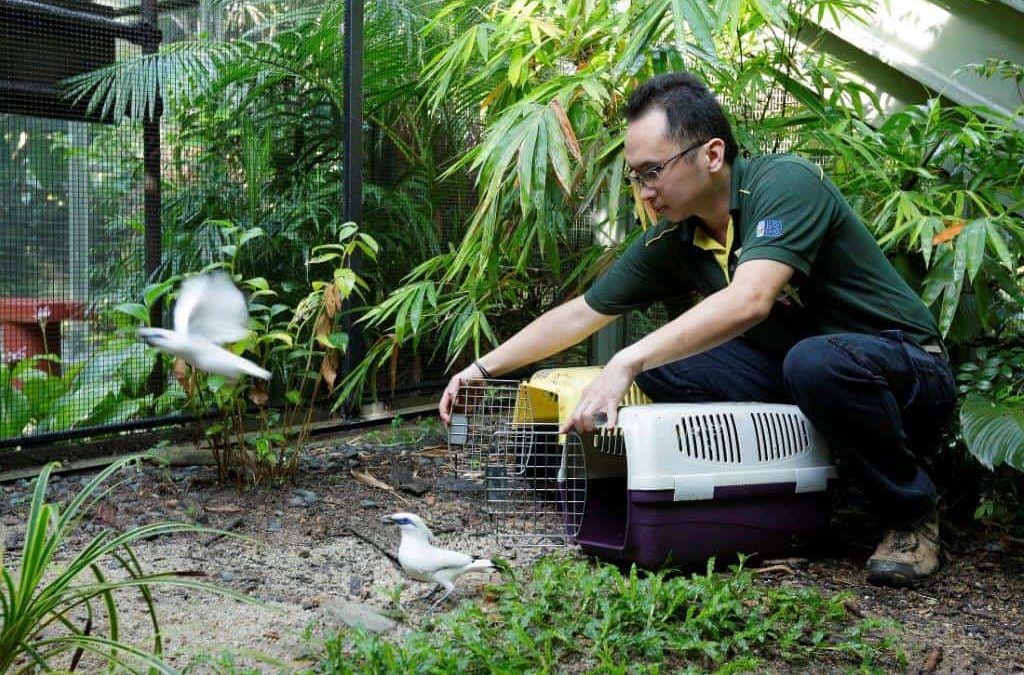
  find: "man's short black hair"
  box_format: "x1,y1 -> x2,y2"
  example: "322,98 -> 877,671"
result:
625,72 -> 739,165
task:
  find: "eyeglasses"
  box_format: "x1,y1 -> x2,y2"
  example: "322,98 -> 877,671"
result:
627,139 -> 708,189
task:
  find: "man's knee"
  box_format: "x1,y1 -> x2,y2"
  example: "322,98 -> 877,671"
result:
635,366 -> 717,402
782,335 -> 846,398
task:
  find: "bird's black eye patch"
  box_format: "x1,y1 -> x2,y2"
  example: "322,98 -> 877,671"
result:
395,517 -> 409,525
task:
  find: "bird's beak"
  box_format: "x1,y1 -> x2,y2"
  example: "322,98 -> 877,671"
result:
380,515 -> 395,524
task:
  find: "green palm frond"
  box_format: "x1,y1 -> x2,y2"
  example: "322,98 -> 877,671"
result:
961,394 -> 1024,471
62,41 -> 247,121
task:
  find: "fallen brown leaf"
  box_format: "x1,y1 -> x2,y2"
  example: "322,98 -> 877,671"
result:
750,564 -> 796,576
842,599 -> 865,618
95,503 -> 118,528
923,645 -> 943,672
351,469 -> 408,503
204,504 -> 242,514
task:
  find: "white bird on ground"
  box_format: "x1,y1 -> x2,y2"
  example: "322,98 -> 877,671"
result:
382,512 -> 496,609
138,271 -> 271,381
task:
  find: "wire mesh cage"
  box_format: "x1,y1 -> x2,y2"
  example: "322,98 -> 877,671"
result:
448,380 -> 586,546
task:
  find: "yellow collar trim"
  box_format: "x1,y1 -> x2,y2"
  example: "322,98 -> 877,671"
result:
693,218 -> 735,282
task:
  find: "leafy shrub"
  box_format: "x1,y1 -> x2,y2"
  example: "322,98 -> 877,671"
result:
123,221 -> 377,487
0,456 -> 249,673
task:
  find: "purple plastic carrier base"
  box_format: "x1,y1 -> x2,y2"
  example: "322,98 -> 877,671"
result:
575,477 -> 833,569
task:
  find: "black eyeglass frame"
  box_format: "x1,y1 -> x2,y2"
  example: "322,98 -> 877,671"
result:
627,138 -> 709,188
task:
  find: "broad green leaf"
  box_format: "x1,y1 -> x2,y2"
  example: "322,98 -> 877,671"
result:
143,279 -> 177,307
1,387 -> 31,437
961,394 -> 1024,471
113,303 -> 151,325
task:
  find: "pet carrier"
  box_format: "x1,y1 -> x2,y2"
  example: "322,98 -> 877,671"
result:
448,367 -> 838,568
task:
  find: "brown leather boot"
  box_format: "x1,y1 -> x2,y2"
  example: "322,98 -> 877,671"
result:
865,513 -> 940,587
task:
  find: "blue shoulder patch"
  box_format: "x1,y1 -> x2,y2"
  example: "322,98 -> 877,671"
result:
756,219 -> 784,237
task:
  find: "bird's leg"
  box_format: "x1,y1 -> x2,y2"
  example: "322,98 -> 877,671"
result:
427,586 -> 455,613
416,585 -> 442,603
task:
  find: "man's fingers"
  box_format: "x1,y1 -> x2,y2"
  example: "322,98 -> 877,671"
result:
438,378 -> 461,424
559,411 -> 581,434
439,392 -> 451,423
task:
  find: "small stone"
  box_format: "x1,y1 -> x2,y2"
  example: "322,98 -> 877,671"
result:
349,575 -> 364,596
298,549 -> 311,559
324,599 -> 397,634
5,531 -> 22,550
334,445 -> 360,460
359,500 -> 379,509
219,571 -> 235,582
266,518 -> 283,532
434,477 -> 484,494
294,489 -> 319,506
399,478 -> 432,497
287,496 -> 305,507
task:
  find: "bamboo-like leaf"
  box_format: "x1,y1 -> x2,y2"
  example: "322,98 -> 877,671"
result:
518,114 -> 541,217
938,242 -> 968,335
984,218 -> 1014,268
960,218 -> 988,282
669,0 -> 717,55
548,99 -> 582,163
544,107 -> 574,197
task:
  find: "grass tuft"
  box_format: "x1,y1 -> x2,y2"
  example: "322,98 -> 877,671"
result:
314,555 -> 905,674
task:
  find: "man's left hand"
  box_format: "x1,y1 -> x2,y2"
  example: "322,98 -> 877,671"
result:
560,357 -> 637,433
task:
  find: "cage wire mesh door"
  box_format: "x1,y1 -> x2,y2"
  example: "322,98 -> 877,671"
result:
448,380 -> 585,546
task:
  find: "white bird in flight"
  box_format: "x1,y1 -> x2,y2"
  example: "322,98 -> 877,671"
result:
138,271 -> 271,381
382,512 -> 495,609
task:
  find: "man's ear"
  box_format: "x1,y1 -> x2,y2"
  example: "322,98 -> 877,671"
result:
705,138 -> 727,173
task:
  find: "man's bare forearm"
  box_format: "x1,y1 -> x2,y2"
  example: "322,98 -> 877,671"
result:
613,261 -> 790,377
477,296 -> 617,376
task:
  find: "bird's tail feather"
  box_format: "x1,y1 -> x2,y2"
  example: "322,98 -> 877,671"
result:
220,350 -> 272,380
466,559 -> 495,573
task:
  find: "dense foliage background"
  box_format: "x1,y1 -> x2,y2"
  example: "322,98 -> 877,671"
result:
4,0 -> 1023,514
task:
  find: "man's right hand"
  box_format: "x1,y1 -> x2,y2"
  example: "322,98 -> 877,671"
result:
438,362 -> 488,424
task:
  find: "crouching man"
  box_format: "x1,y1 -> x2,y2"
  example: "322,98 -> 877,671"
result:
439,72 -> 957,586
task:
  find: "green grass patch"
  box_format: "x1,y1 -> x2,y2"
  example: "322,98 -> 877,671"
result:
315,555 -> 904,674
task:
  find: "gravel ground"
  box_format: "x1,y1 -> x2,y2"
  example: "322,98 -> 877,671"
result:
2,420 -> 1023,673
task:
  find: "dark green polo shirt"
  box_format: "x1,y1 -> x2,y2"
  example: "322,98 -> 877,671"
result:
584,154 -> 940,354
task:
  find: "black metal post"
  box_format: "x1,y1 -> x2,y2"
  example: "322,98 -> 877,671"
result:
140,0 -> 164,392
342,0 -> 364,411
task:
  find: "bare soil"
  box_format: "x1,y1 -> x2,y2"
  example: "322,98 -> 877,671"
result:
2,420 -> 1023,674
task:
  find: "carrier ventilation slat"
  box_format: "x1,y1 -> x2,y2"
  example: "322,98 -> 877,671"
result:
752,411 -> 811,462
595,427 -> 626,456
674,413 -> 741,463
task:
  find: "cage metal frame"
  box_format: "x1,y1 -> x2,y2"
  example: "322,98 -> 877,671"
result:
448,379 -> 586,547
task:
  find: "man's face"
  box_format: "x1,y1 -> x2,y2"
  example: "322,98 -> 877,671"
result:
624,107 -> 709,223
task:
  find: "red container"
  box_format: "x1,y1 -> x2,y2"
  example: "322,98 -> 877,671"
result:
0,298 -> 84,376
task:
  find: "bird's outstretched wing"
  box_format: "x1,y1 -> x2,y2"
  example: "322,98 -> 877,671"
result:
420,547 -> 475,574
175,271 -> 251,344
